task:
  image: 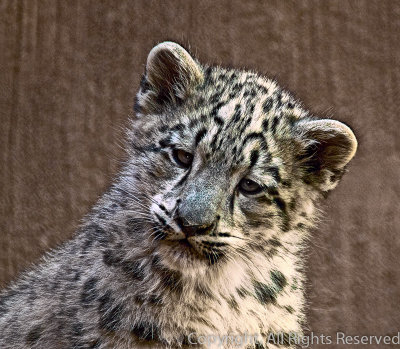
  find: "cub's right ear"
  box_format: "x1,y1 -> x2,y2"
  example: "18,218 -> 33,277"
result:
294,118 -> 358,192
134,41 -> 203,116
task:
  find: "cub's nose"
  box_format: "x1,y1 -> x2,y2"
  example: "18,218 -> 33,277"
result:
176,217 -> 216,238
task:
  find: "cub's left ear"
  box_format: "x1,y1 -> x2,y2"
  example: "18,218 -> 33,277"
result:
134,41 -> 204,116
295,119 -> 358,192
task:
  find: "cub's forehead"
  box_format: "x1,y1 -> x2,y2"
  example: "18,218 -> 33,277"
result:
183,66 -> 308,134
173,66 -> 308,151
198,66 -> 304,115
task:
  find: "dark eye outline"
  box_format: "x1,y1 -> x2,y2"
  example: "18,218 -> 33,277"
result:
172,149 -> 193,168
238,178 -> 263,195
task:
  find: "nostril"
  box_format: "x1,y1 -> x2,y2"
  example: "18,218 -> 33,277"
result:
176,218 -> 216,238
175,217 -> 189,231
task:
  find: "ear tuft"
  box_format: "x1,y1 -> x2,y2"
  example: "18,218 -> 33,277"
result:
295,119 -> 358,191
135,42 -> 203,115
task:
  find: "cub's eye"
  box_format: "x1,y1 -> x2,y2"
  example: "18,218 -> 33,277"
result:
238,178 -> 263,195
172,149 -> 193,168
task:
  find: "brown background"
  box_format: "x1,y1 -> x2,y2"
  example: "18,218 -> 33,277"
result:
1,0 -> 399,347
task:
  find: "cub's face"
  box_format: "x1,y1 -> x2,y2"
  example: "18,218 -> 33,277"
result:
124,42 -> 357,272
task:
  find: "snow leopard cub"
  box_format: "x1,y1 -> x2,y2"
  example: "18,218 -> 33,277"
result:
0,42 -> 357,349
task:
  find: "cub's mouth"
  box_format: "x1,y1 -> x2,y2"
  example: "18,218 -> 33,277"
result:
175,238 -> 192,248
161,236 -> 203,257
157,232 -> 227,267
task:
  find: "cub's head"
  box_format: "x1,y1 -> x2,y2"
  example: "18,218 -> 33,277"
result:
124,42 -> 357,273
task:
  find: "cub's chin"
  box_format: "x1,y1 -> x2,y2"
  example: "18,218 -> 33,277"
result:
155,238 -> 220,275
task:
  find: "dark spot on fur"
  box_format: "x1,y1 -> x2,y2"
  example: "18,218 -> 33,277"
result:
265,185 -> 279,196
285,305 -> 294,314
131,321 -> 161,341
211,101 -> 226,117
147,294 -> 163,305
213,115 -> 224,126
253,281 -> 277,304
81,277 -> 99,307
202,241 -> 227,247
159,136 -> 172,148
143,144 -> 161,152
216,232 -> 231,237
154,213 -> 166,226
171,123 -> 185,132
276,93 -> 283,108
273,197 -> 286,212
194,113 -> 207,125
262,118 -> 269,131
73,271 -> 82,281
280,214 -> 291,232
120,260 -> 146,281
236,287 -> 248,299
270,270 -> 287,290
229,194 -> 235,214
195,128 -> 207,146
203,249 -> 224,265
242,132 -> 267,151
270,116 -> 279,134
72,322 -> 84,337
152,260 -> 183,294
83,224 -> 109,250
175,171 -> 190,187
103,250 -> 121,266
189,118 -> 199,128
98,291 -> 123,332
258,195 -> 273,205
267,166 -> 281,183
227,296 -> 239,313
281,180 -> 291,188
268,237 -> 282,247
291,278 -> 298,291
263,98 -> 273,114
250,150 -> 259,168
297,222 -> 306,229
26,325 -> 43,344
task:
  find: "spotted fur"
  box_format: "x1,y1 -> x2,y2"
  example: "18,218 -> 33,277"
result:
0,42 -> 357,348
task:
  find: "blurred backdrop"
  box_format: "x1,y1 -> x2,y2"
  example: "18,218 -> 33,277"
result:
0,1 -> 399,347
